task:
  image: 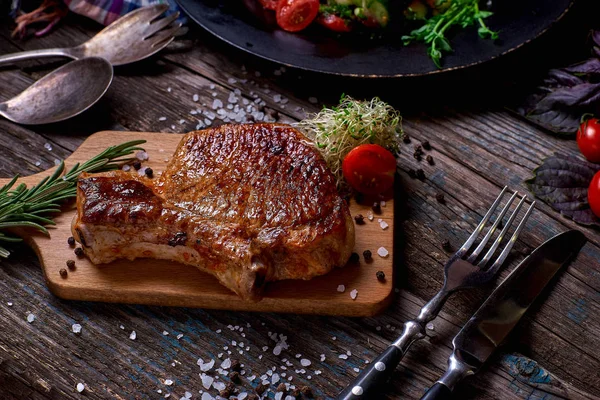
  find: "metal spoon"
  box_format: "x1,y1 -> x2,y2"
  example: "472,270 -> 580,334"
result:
0,57 -> 113,125
0,5 -> 182,67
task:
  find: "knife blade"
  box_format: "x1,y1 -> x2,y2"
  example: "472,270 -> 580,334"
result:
420,229 -> 587,400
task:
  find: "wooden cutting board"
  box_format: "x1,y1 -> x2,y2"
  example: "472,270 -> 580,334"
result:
2,131 -> 395,316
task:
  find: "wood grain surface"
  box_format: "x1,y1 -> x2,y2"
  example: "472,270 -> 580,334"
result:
0,131 -> 394,316
1,3 -> 600,399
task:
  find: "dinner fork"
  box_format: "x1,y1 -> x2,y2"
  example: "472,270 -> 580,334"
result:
337,187 -> 536,399
0,4 -> 183,67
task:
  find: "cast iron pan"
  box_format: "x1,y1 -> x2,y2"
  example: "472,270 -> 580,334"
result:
176,0 -> 574,77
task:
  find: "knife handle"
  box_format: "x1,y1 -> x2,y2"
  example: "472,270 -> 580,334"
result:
420,383 -> 453,400
336,345 -> 403,399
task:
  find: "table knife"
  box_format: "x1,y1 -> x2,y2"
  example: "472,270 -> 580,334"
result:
420,229 -> 587,400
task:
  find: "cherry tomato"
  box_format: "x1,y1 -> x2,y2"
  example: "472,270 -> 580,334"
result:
317,14 -> 352,32
589,171 -> 600,217
276,0 -> 319,32
342,144 -> 396,195
577,118 -> 600,163
258,0 -> 279,10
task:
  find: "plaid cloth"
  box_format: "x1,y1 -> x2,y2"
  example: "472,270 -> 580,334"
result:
63,0 -> 181,26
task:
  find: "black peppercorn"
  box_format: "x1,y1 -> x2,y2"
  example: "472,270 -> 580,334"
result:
422,140 -> 431,150
133,161 -> 141,170
67,236 -> 75,246
59,268 -> 68,278
372,202 -> 381,214
416,169 -> 426,180
376,271 -> 386,282
255,383 -> 266,395
66,260 -> 75,270
349,252 -> 360,264
229,371 -> 240,383
402,134 -> 411,143
74,247 -> 84,258
442,239 -> 452,251
426,155 -> 434,165
230,359 -> 241,372
354,214 -> 365,224
435,193 -> 445,204
300,386 -> 313,397
363,250 -> 372,262
145,167 -> 153,178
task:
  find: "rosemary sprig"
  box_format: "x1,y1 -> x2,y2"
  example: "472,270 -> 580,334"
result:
0,140 -> 147,259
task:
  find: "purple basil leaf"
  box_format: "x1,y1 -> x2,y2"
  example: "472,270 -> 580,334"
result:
545,68 -> 585,87
525,109 -> 582,135
526,153 -> 600,226
534,82 -> 600,110
563,58 -> 600,76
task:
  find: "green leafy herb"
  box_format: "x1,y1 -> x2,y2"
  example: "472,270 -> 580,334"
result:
296,94 -> 402,188
0,140 -> 146,259
402,0 -> 498,68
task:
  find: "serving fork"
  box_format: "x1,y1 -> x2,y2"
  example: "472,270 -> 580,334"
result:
0,4 -> 183,67
337,187 -> 536,399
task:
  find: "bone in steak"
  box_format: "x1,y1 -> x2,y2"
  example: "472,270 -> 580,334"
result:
72,124 -> 355,300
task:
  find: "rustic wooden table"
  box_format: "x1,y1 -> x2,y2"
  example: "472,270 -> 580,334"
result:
1,3 -> 600,399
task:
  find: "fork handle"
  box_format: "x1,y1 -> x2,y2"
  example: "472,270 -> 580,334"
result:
0,48 -> 76,67
336,321 -> 424,399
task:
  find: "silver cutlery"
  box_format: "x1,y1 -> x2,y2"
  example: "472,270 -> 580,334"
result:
420,229 -> 586,400
337,187 -> 535,399
0,5 -> 182,67
0,57 -> 112,125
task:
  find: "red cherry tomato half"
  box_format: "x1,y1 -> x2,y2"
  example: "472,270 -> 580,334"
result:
276,0 -> 319,32
577,118 -> 600,163
588,171 -> 600,217
342,144 -> 396,195
258,0 -> 279,10
317,14 -> 352,32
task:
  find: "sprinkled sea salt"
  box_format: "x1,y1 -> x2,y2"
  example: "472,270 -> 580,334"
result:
273,345 -> 282,356
381,200 -> 386,207
350,289 -> 358,300
337,284 -> 346,293
367,210 -> 374,221
26,313 -> 35,323
200,373 -> 214,389
163,331 -> 169,336
185,391 -> 192,399
228,78 -> 238,84
135,151 -> 149,161
339,354 -> 348,360
353,368 -> 360,373
221,358 -> 231,369
35,161 -> 41,166
7,302 -> 12,306
159,117 -> 167,121
300,359 -> 311,367
129,331 -> 136,340
379,221 -> 389,230
193,94 -> 199,102
119,325 -> 124,330
198,359 -> 215,372
76,383 -> 85,392
72,324 -> 82,334
320,354 -> 325,362
426,322 -> 435,331
44,143 -> 53,151
177,334 -> 183,340
165,379 -> 173,386
213,381 -> 226,391
201,392 -> 213,400
272,373 -> 280,384
121,164 -> 131,171
377,247 -> 389,258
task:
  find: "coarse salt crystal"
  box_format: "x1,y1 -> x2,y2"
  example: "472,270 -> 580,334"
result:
353,368 -> 360,373
213,381 -> 226,391
199,359 -> 215,372
320,354 -> 325,362
272,373 -> 280,384
350,289 -> 358,300
179,119 -> 186,125
379,221 -> 389,230
339,354 -> 348,360
337,284 -> 345,293
44,143 -> 53,151
177,334 -> 183,340
35,161 -> 41,166
129,331 -> 136,340
165,379 -> 173,386
221,358 -> 231,369
7,302 -> 12,306
377,247 -> 389,258
163,331 -> 169,335
185,391 -> 192,398
201,392 -> 213,400
212,99 -> 223,109
332,336 -> 337,341
275,392 -> 283,400
228,78 -> 237,84
367,210 -> 374,221
200,373 -> 214,389
381,201 -> 386,207
300,359 -> 311,367
273,345 -> 282,356
426,322 -> 435,331
159,117 -> 167,121
76,383 -> 85,392
27,313 -> 35,323
347,350 -> 352,356
121,164 -> 131,171
119,325 -> 124,329
262,346 -> 268,352
295,354 -> 301,358
167,87 -> 172,92
72,324 -> 82,334
193,94 -> 199,102
135,151 -> 149,161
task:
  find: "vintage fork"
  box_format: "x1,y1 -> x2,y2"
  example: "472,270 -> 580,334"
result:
336,187 -> 536,399
0,5 -> 183,67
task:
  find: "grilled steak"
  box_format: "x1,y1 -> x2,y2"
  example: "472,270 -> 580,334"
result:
72,124 -> 355,300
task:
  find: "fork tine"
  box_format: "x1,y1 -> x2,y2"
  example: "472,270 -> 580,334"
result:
146,23 -> 183,44
455,186 -> 508,258
466,191 -> 518,264
138,4 -> 169,21
478,196 -> 532,269
144,12 -> 180,39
